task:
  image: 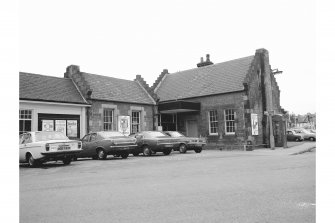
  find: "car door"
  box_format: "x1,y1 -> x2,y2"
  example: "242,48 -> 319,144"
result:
79,134 -> 92,157
287,131 -> 294,141
134,133 -> 144,147
19,134 -> 27,162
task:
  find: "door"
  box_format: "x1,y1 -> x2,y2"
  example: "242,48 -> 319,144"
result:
79,134 -> 93,157
186,120 -> 198,137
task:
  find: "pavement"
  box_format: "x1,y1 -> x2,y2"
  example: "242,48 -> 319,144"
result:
252,141 -> 316,155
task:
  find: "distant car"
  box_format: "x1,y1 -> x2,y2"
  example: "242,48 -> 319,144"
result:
130,131 -> 178,156
19,131 -> 82,167
286,130 -> 304,141
309,129 -> 316,134
292,128 -> 316,141
74,131 -> 137,160
164,131 -> 206,153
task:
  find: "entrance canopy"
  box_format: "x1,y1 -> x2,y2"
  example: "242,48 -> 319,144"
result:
158,101 -> 200,114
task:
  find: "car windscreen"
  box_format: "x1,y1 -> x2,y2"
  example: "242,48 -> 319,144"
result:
99,131 -> 125,138
35,132 -> 69,142
167,132 -> 185,137
144,132 -> 167,137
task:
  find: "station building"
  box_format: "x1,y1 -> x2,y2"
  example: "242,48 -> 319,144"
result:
152,49 -> 285,148
19,48 -> 285,148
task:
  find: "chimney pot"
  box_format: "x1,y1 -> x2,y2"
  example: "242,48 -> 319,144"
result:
200,57 -> 204,63
206,54 -> 210,62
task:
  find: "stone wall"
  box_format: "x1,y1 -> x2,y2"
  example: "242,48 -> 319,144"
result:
87,100 -> 154,133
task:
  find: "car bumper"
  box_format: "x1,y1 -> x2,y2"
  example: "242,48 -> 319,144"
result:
41,150 -> 81,158
186,142 -> 206,149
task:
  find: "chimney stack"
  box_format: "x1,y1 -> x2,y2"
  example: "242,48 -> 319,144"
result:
64,65 -> 80,78
197,54 -> 213,67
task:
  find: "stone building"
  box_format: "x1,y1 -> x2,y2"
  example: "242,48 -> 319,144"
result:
19,48 -> 284,148
152,49 -> 284,148
64,65 -> 156,135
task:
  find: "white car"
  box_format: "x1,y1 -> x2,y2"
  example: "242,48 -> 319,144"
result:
19,131 -> 82,167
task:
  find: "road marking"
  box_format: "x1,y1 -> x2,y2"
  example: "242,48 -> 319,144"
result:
297,202 -> 316,209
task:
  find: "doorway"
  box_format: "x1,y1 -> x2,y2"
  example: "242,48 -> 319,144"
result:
186,120 -> 198,137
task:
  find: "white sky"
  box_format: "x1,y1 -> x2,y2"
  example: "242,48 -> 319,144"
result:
19,0 -> 315,115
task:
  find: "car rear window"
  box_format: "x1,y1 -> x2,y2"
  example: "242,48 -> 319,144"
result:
35,132 -> 69,142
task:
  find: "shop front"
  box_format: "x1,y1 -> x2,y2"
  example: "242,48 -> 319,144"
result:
19,100 -> 89,139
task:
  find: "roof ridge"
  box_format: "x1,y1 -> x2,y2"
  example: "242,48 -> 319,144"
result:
167,55 -> 254,76
81,72 -> 136,82
20,72 -> 70,80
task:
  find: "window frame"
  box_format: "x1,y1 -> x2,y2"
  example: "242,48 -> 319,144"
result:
103,109 -> 114,131
19,109 -> 32,134
131,111 -> 141,134
224,109 -> 236,135
208,110 -> 218,135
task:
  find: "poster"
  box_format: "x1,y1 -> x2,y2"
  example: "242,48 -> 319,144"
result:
251,113 -> 259,135
118,116 -> 130,135
55,120 -> 66,134
67,120 -> 77,137
42,120 -> 54,131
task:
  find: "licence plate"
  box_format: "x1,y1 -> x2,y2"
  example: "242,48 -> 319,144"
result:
165,144 -> 173,147
58,145 -> 70,151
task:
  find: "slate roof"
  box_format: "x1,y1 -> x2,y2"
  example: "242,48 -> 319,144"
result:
155,55 -> 255,102
20,72 -> 88,104
80,72 -> 155,105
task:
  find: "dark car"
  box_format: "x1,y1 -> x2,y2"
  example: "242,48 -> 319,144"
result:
130,131 -> 178,156
164,131 -> 206,153
286,130 -> 304,141
74,131 -> 137,160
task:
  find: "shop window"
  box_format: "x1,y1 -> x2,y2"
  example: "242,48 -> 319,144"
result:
19,110 -> 32,134
208,110 -> 218,135
224,109 -> 236,134
103,109 -> 114,131
131,111 -> 140,133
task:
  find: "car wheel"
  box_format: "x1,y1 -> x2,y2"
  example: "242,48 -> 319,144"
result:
97,149 -> 107,160
179,144 -> 187,153
163,149 -> 172,155
309,137 -> 315,141
121,152 -> 129,159
295,137 -> 299,142
132,152 -> 140,156
27,154 -> 39,168
194,148 -> 202,153
142,146 -> 151,156
63,157 -> 72,165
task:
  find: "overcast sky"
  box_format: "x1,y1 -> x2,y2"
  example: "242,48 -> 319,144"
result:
19,0 -> 315,115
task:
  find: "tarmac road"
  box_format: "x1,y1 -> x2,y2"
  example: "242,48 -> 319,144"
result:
20,145 -> 315,223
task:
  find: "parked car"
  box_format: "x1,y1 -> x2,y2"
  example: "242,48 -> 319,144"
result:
74,131 -> 137,160
19,131 -> 82,167
130,131 -> 178,156
164,131 -> 206,153
292,128 -> 316,141
286,130 -> 304,141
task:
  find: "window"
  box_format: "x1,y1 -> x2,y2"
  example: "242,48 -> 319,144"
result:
82,135 -> 90,142
103,109 -> 114,131
90,133 -> 98,142
19,110 -> 32,134
208,110 -> 218,135
131,111 -> 140,134
224,109 -> 236,134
